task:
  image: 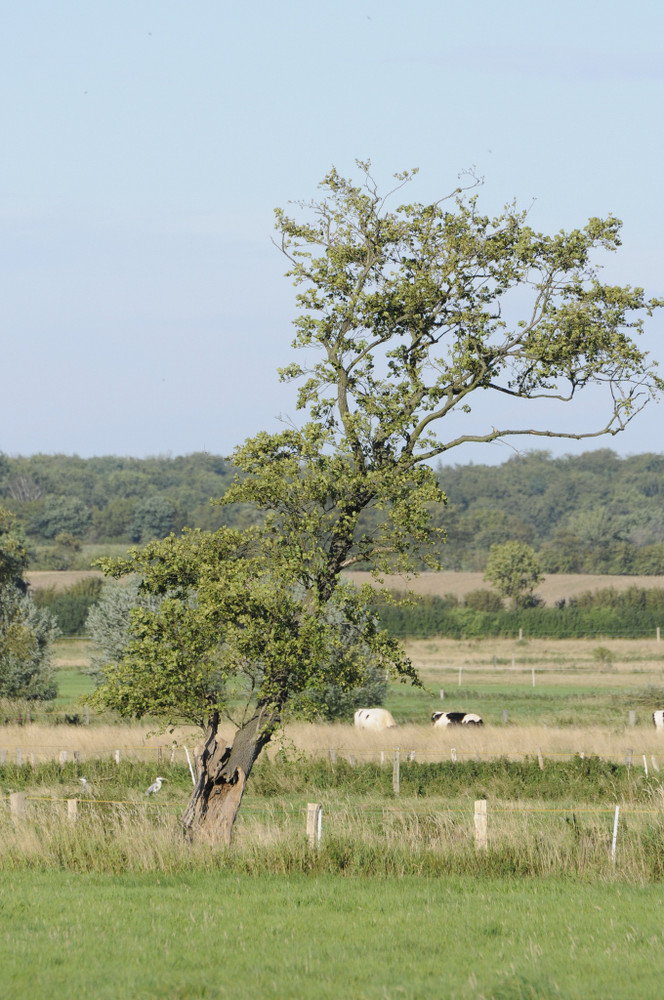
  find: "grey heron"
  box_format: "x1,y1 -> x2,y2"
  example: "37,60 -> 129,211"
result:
145,776 -> 167,796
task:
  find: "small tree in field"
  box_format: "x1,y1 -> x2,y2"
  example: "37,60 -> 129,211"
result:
484,541 -> 544,609
94,162 -> 663,843
0,507 -> 59,700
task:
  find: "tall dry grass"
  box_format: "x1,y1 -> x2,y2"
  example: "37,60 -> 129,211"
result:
4,789 -> 664,881
278,721 -> 664,765
3,718 -> 664,766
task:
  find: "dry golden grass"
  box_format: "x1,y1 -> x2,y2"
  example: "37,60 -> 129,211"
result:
0,723 -> 202,763
343,570 -> 664,606
278,721 -> 664,766
26,569 -> 104,591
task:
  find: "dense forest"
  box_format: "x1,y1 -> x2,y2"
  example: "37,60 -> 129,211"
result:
1,448 -> 664,574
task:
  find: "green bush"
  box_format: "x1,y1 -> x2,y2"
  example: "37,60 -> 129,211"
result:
32,578 -> 103,636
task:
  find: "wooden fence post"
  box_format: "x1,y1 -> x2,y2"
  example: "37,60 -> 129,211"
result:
306,803 -> 322,849
16,748 -> 22,767
440,688 -> 445,700
114,749 -> 121,765
329,748 -> 336,764
392,748 -> 400,795
624,748 -> 633,767
629,711 -> 636,727
59,750 -> 68,767
73,750 -> 81,764
474,800 -> 488,850
651,755 -> 660,773
451,747 -> 457,763
537,747 -> 545,770
67,799 -> 78,824
9,791 -> 26,823
502,710 -> 508,725
158,746 -> 163,765
0,749 -> 5,765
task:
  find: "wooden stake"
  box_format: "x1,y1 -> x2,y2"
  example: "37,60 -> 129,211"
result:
538,747 -> 545,770
474,800 -> 488,850
67,799 -> 78,824
306,803 -> 322,849
393,748 -> 401,795
9,791 -> 26,823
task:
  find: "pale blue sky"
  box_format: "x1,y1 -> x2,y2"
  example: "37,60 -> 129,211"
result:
2,0 -> 663,465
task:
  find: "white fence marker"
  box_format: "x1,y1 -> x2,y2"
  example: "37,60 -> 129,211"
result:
643,754 -> 649,778
184,746 -> 196,786
611,805 -> 620,862
451,747 -> 457,764
393,748 -> 401,795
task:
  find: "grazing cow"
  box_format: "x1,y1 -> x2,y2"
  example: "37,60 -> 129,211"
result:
354,708 -> 397,730
653,711 -> 664,730
432,711 -> 483,727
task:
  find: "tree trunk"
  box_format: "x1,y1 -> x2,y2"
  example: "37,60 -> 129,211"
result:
182,707 -> 276,845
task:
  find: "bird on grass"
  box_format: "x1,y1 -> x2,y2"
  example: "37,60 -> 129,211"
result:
145,776 -> 167,796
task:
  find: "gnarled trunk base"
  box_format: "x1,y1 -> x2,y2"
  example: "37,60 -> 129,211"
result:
182,710 -> 275,845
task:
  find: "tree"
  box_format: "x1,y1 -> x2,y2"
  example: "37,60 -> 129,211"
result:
0,507 -> 59,700
94,163 -> 663,843
95,526 -> 409,842
130,496 -> 179,542
484,541 -> 544,609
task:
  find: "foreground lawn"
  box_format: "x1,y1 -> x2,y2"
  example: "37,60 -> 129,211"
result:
1,872 -> 663,999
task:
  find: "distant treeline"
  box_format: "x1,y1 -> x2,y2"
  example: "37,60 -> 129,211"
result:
3,447 -> 664,574
373,586 -> 664,640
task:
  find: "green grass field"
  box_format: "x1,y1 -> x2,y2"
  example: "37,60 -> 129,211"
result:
3,634 -> 662,998
1,871 -> 663,1000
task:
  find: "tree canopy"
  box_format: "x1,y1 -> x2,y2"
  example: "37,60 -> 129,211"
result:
0,507 -> 59,700
92,163 -> 663,843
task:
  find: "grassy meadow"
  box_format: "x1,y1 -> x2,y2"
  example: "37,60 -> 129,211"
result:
4,621 -> 664,997
3,870 -> 663,1000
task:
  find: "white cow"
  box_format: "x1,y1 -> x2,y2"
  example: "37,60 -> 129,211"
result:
432,711 -> 483,727
653,711 -> 664,730
354,708 -> 397,730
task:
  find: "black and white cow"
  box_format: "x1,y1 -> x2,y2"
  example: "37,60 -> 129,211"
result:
653,711 -> 664,730
432,711 -> 483,727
